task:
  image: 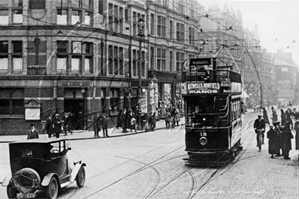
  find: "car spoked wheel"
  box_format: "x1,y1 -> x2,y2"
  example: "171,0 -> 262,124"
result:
76,166 -> 86,188
45,177 -> 58,199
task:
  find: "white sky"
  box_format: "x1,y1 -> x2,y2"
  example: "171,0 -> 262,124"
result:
197,0 -> 299,65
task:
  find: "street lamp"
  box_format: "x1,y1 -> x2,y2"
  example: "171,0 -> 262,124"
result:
136,18 -> 145,130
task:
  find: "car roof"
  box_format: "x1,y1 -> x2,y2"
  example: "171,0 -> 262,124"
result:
9,138 -> 66,145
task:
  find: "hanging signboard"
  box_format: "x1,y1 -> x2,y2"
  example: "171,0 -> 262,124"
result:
25,100 -> 41,120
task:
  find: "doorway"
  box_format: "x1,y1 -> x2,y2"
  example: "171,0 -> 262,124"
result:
64,99 -> 85,130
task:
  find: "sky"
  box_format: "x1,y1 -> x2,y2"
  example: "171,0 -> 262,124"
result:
197,0 -> 299,65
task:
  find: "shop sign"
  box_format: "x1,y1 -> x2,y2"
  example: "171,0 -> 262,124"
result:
59,81 -> 91,87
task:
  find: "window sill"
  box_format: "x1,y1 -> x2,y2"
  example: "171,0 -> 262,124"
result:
0,115 -> 24,119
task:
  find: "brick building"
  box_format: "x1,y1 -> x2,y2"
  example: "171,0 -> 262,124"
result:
0,0 -> 201,134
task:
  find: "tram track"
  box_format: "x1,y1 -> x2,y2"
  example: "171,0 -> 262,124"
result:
65,116 -> 257,199
79,145 -> 184,199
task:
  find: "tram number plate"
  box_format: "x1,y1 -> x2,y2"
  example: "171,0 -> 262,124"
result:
200,132 -> 207,136
17,193 -> 35,198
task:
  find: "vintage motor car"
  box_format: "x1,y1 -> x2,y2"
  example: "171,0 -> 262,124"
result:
1,138 -> 86,199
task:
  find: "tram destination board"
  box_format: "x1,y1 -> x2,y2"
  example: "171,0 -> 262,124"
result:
190,58 -> 211,66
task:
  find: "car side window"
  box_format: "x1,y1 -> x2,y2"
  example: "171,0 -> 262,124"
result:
50,141 -> 66,155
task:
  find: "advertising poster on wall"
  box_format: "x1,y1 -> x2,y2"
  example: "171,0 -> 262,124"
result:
149,81 -> 158,111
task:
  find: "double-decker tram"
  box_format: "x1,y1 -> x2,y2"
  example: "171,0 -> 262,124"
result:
182,57 -> 243,165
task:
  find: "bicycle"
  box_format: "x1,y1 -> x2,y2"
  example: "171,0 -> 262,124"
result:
256,129 -> 264,152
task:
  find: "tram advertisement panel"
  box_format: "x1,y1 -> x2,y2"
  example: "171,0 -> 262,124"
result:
187,83 -> 220,94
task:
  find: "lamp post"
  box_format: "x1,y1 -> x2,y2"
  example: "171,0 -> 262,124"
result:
136,18 -> 144,130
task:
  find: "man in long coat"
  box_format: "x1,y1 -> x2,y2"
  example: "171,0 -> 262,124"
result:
52,114 -> 62,138
281,122 -> 294,159
267,125 -> 279,158
44,114 -> 54,138
262,107 -> 270,125
274,121 -> 283,156
93,113 -> 101,138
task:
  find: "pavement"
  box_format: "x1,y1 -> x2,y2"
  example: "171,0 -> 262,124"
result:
0,117 -> 185,143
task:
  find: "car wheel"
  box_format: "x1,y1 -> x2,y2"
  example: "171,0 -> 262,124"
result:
45,177 -> 59,199
76,166 -> 86,188
7,184 -> 17,199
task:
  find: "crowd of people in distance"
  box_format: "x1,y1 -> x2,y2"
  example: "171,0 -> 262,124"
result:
254,105 -> 299,160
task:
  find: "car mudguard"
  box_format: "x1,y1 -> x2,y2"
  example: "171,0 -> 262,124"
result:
41,173 -> 58,187
70,163 -> 86,182
1,174 -> 12,187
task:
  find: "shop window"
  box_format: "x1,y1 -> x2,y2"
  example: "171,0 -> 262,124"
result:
0,88 -> 24,115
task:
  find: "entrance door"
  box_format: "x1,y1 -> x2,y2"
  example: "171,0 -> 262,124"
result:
64,99 -> 85,130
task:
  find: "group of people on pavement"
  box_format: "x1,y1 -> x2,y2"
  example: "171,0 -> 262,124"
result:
43,112 -> 73,138
93,113 -> 109,138
254,105 -> 299,160
117,108 -> 139,133
164,106 -> 180,129
27,111 -> 74,140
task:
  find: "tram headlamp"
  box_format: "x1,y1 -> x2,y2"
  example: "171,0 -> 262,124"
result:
199,137 -> 208,146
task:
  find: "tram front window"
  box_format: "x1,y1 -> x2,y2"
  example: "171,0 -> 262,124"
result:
186,96 -> 227,127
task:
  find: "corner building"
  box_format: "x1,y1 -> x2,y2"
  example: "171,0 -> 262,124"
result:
0,0 -> 201,134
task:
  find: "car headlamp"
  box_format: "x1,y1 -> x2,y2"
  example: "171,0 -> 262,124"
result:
199,137 -> 208,146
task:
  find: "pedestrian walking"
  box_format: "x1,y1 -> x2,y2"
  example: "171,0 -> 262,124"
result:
121,109 -> 128,133
101,114 -> 109,137
116,109 -> 122,129
62,112 -> 73,136
174,107 -> 180,126
281,122 -> 294,159
148,110 -> 156,131
274,121 -> 283,156
128,109 -> 137,133
285,107 -> 293,128
267,125 -> 279,158
27,124 -> 39,140
93,113 -> 101,138
52,113 -> 62,138
295,119 -> 299,150
280,109 -> 286,126
165,110 -> 171,129
270,106 -> 278,124
262,107 -> 270,125
44,114 -> 54,138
